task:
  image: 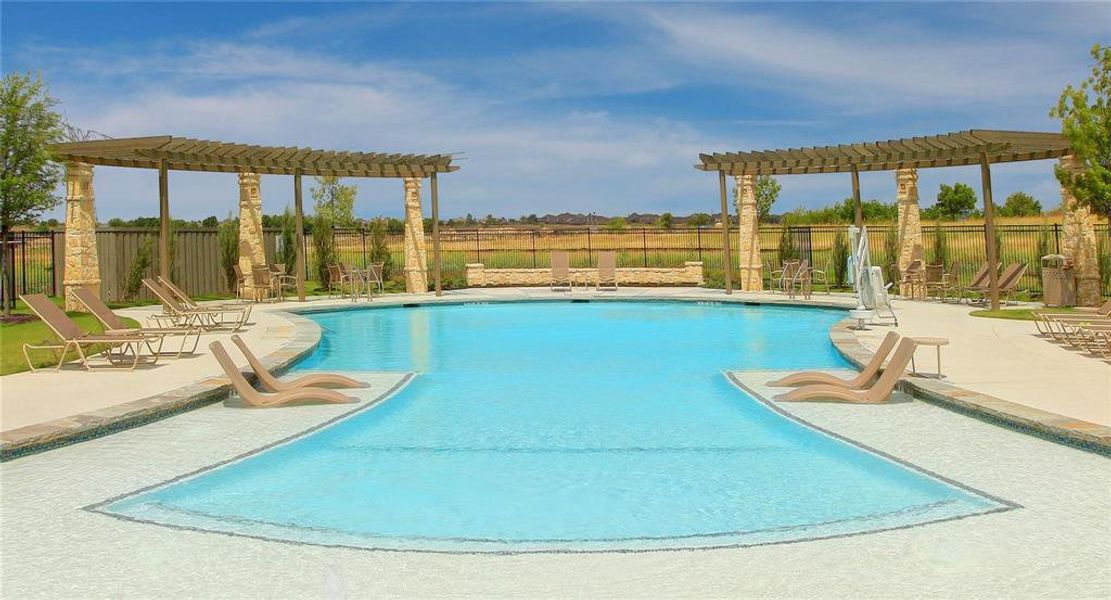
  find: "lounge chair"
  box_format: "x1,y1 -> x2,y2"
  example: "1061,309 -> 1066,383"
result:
777,337 -> 917,404
73,287 -> 201,357
209,341 -> 357,407
768,331 -> 900,389
1033,300 -> 1111,336
550,251 -> 572,291
229,334 -> 367,392
143,278 -> 249,331
19,293 -> 164,371
985,262 -> 1028,305
596,251 -> 618,291
157,276 -> 252,324
958,262 -> 997,303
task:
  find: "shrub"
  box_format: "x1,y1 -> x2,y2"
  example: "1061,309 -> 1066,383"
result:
123,237 -> 153,300
777,223 -> 799,263
931,223 -> 949,268
831,227 -> 850,288
217,215 -> 239,291
312,214 -> 336,288
883,228 -> 900,288
369,218 -> 394,281
1099,233 -> 1110,294
1035,224 -> 1051,281
279,208 -> 297,270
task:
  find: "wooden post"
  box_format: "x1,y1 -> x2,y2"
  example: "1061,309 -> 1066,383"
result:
979,153 -> 1000,311
718,169 -> 733,294
851,164 -> 863,230
430,172 -> 443,296
158,159 -> 170,280
293,170 -> 306,301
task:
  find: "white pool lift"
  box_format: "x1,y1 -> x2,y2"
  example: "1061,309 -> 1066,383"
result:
847,225 -> 898,328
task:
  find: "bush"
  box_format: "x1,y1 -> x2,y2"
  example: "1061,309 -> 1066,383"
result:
123,237 -> 153,300
883,228 -> 900,288
777,223 -> 799,262
312,214 -> 336,288
1035,224 -> 1051,281
369,219 -> 394,280
931,223 -> 949,268
217,216 -> 239,291
831,228 -> 850,288
279,208 -> 297,271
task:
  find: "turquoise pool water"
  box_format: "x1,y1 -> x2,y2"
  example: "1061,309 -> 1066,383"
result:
102,301 -> 1005,552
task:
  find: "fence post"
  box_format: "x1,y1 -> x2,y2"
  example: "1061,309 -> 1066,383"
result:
642,228 -> 648,267
475,230 -> 481,262
361,228 -> 368,268
50,231 -> 56,296
531,230 -> 538,268
697,227 -> 702,262
1053,224 -> 1060,254
20,231 -> 27,295
587,229 -> 593,262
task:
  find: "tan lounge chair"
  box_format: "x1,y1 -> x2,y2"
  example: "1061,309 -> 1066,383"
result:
159,276 -> 251,322
209,341 -> 357,407
777,337 -> 917,404
143,278 -> 249,331
968,262 -> 1021,304
1033,300 -> 1111,337
73,287 -> 201,357
229,334 -> 367,392
958,262 -> 997,302
19,293 -> 164,371
550,251 -> 572,291
596,251 -> 618,291
768,331 -> 899,389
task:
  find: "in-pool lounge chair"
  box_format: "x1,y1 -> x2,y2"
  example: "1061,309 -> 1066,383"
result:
777,338 -> 917,404
550,251 -> 572,291
143,279 -> 249,331
596,251 -> 618,291
229,334 -> 367,392
19,293 -> 164,371
768,331 -> 900,390
73,287 -> 201,357
209,341 -> 358,407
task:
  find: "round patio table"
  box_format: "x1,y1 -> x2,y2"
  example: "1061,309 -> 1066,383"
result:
910,337 -> 949,378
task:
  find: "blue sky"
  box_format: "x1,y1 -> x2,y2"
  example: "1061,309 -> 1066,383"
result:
3,1 -> 1108,221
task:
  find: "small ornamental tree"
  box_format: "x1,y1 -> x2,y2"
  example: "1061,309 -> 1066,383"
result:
754,175 -> 781,222
279,208 -> 297,270
310,176 -> 357,228
831,227 -> 850,288
1051,44 -> 1111,219
312,213 -> 336,288
998,192 -> 1043,217
368,218 -> 394,281
0,73 -> 64,315
217,215 -> 239,292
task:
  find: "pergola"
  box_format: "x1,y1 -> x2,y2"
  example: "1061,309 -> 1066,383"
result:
696,129 -> 1072,310
51,136 -> 459,299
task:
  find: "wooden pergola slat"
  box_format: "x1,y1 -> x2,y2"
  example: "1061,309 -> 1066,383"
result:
51,135 -> 459,299
696,129 -> 1070,306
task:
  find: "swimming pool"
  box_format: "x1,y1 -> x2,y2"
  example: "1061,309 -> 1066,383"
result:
99,301 -> 1008,552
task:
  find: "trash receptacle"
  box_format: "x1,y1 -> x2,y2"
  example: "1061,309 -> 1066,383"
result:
1041,254 -> 1075,307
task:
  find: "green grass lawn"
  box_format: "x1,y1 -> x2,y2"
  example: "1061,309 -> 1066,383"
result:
969,307 -> 1078,321
1,297 -> 139,376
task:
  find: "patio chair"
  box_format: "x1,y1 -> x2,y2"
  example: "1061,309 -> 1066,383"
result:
209,341 -> 357,408
231,264 -> 251,300
269,264 -> 297,300
811,262 -> 830,294
367,262 -> 386,294
326,264 -> 346,298
898,259 -> 925,299
73,287 -> 201,357
777,337 -> 917,404
230,334 -> 367,392
596,251 -> 618,291
923,264 -> 955,302
342,264 -> 369,301
19,293 -> 164,371
142,278 -> 249,331
768,331 -> 900,389
777,260 -> 799,294
157,276 -> 252,324
550,251 -> 572,291
250,265 -> 275,302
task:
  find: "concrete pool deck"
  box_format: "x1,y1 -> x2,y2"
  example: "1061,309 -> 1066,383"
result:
2,366 -> 1108,598
3,287 -> 1107,457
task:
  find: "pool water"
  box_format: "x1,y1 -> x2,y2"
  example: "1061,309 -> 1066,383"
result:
102,301 -> 1006,552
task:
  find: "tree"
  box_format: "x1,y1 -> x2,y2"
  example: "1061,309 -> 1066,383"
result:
0,73 -> 63,315
201,215 -> 218,228
605,217 -> 627,231
278,208 -> 297,269
998,192 -> 1042,217
931,183 -> 978,221
1051,44 -> 1111,218
657,212 -> 674,229
687,213 -> 712,227
312,213 -> 336,288
754,175 -> 781,222
831,227 -> 850,288
123,238 -> 153,300
217,215 -> 239,292
368,218 -> 394,282
310,176 -> 357,227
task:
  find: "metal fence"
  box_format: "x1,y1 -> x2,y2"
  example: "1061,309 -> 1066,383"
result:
4,223 -> 1108,302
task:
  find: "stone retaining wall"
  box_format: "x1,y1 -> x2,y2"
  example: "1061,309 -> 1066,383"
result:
465,262 -> 704,287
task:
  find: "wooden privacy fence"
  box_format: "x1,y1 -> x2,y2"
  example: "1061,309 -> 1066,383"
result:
5,224 -> 1109,301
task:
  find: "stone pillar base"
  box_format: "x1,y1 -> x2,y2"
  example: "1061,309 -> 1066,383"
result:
64,281 -> 101,312
1076,276 -> 1103,307
738,267 -> 763,292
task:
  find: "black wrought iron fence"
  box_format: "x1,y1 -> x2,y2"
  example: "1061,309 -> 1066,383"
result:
1,232 -> 59,305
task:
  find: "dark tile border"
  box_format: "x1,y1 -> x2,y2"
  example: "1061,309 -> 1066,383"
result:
0,312 -> 322,462
828,318 -> 1111,456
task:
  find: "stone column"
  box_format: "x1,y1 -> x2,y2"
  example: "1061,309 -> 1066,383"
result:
237,172 -> 266,277
733,175 -> 762,291
402,177 -> 428,292
895,168 -> 923,296
62,162 -> 101,311
1059,155 -> 1101,306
